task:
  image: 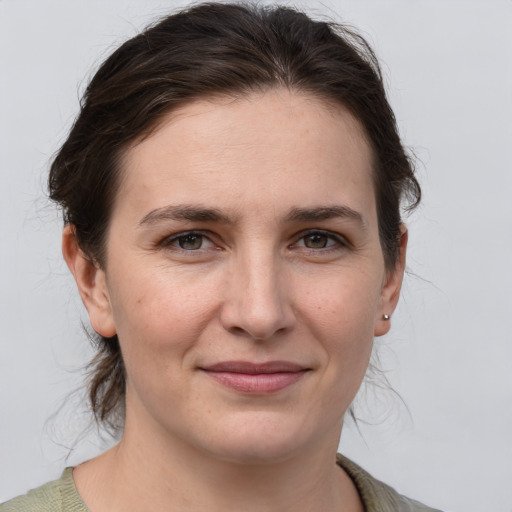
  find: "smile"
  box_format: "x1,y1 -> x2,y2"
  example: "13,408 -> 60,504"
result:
200,361 -> 310,394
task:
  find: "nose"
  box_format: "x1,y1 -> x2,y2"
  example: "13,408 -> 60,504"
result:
219,250 -> 296,341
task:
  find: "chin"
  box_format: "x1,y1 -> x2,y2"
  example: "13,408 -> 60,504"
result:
211,438 -> 302,466
195,411 -> 325,465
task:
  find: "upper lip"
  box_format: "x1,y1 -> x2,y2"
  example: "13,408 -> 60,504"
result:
200,361 -> 308,374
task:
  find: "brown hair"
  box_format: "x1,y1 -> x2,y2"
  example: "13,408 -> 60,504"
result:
49,2 -> 420,431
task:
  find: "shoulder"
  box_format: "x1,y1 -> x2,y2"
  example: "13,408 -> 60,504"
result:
0,468 -> 88,512
337,454 -> 444,512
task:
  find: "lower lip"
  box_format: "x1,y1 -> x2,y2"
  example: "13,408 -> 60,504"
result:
203,371 -> 308,394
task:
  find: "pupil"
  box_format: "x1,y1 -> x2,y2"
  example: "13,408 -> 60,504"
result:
306,234 -> 327,248
179,234 -> 202,250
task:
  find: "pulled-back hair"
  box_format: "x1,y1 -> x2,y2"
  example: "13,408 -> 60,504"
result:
49,2 -> 420,431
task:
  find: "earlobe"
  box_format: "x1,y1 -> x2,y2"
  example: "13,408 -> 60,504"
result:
62,225 -> 116,338
374,227 -> 408,337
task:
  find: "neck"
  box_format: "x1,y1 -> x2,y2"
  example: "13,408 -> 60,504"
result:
73,412 -> 362,512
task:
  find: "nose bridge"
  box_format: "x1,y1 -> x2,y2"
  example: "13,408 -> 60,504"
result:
221,242 -> 294,340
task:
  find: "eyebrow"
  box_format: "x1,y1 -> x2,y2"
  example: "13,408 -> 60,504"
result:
139,204 -> 367,230
285,206 -> 368,229
139,205 -> 233,226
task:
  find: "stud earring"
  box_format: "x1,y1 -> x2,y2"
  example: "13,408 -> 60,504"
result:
383,314 -> 390,320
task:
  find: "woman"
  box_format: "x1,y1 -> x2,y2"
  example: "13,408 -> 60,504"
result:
1,3 -> 443,511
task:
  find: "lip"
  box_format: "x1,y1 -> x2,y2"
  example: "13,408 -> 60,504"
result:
200,361 -> 310,394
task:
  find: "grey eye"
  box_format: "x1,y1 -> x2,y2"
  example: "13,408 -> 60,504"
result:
303,233 -> 329,249
178,234 -> 203,250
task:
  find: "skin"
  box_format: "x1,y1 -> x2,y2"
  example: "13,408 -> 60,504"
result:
63,88 -> 407,512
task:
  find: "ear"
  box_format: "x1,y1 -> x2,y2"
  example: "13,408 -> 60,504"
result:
374,226 -> 408,337
62,225 -> 116,338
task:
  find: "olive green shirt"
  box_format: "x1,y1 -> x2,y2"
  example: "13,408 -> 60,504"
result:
1,455 -> 443,511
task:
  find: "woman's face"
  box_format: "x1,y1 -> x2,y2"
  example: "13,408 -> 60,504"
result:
74,89 -> 405,462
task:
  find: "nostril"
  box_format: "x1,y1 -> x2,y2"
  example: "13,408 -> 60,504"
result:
229,326 -> 247,337
225,322 -> 291,342
219,271 -> 296,340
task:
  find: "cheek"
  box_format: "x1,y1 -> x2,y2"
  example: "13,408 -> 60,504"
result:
106,270 -> 219,381
298,268 -> 380,395
110,262 -> 216,331
299,264 -> 382,340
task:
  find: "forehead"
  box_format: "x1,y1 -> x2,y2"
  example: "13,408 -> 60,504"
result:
116,89 -> 376,225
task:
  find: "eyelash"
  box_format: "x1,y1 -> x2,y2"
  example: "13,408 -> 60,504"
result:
159,229 -> 348,253
291,229 -> 348,252
160,231 -> 215,251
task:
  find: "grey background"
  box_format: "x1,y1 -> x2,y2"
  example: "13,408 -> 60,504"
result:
1,1 -> 511,511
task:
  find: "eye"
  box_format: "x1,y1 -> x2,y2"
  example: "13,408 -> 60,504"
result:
293,230 -> 346,250
177,233 -> 204,250
162,231 -> 215,251
303,233 -> 331,249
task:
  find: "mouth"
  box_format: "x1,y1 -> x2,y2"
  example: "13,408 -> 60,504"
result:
199,361 -> 310,394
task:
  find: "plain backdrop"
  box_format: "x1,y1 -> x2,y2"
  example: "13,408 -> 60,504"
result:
1,1 -> 511,511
